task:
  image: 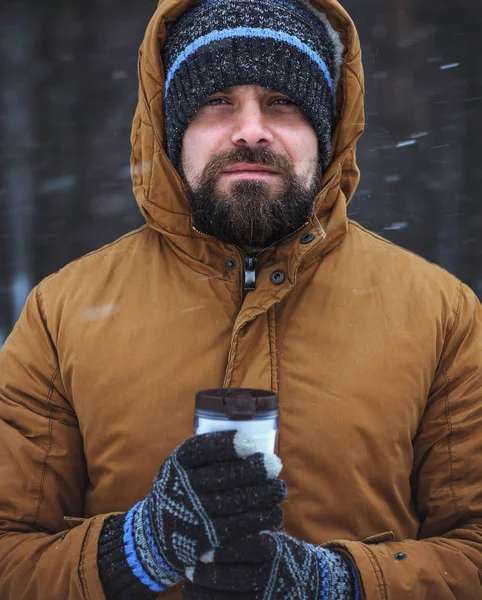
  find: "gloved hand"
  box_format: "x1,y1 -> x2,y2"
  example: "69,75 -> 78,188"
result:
97,431 -> 286,600
182,531 -> 359,600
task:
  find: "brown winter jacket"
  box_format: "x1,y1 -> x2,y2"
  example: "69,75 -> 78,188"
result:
1,0 -> 482,598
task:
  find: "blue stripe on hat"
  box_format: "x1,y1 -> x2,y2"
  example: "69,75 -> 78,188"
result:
164,27 -> 334,98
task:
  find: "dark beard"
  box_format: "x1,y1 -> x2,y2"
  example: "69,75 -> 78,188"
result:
181,147 -> 322,249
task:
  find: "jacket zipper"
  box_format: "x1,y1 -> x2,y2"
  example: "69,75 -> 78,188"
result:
193,221 -> 310,295
242,221 -> 310,293
244,257 -> 257,292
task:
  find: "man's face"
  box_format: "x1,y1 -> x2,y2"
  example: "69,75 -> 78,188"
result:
180,85 -> 322,250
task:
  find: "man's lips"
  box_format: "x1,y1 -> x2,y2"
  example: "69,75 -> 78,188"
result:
221,163 -> 280,175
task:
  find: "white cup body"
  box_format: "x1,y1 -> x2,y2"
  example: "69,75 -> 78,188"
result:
194,412 -> 278,454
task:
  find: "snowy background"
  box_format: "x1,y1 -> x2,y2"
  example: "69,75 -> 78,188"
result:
0,0 -> 481,342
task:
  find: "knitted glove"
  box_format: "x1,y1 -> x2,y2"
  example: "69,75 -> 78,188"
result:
182,531 -> 360,600
97,431 -> 286,600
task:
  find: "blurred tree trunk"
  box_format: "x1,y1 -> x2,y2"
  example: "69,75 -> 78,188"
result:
458,0 -> 482,295
34,0 -> 96,279
0,0 -> 36,329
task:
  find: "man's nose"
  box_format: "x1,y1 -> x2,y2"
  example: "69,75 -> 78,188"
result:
230,105 -> 274,148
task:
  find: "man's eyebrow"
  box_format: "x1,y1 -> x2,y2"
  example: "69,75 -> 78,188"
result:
212,86 -> 235,94
209,87 -> 288,96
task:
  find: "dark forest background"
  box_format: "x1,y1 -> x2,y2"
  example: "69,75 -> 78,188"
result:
0,0 -> 481,344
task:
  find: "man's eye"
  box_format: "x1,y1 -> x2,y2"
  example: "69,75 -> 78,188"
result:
204,98 -> 228,106
273,98 -> 297,106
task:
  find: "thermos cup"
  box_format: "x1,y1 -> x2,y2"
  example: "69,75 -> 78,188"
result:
194,388 -> 279,454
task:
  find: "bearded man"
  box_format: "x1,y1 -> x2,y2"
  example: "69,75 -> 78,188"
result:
1,0 -> 481,599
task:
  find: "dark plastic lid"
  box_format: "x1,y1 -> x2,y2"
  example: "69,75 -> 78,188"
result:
195,388 -> 278,420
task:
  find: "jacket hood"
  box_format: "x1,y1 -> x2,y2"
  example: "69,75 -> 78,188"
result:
131,0 -> 364,259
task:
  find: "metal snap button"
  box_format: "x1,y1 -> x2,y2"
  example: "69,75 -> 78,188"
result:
226,259 -> 237,271
300,233 -> 315,245
394,552 -> 407,561
270,270 -> 286,285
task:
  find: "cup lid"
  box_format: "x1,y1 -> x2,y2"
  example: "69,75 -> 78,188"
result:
195,388 -> 278,420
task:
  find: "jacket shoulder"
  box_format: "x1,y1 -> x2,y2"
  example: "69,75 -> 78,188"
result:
35,225 -> 159,329
41,225 -> 153,287
347,219 -> 463,289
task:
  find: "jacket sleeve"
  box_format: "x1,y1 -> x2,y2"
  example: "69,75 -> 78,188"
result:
325,281 -> 482,599
0,284 -> 109,599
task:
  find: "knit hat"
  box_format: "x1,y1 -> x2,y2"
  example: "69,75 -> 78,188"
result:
162,0 -> 344,171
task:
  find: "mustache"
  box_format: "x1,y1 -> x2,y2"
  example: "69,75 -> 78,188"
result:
201,147 -> 295,183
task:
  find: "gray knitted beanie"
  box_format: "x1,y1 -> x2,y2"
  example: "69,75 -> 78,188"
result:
162,0 -> 344,171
